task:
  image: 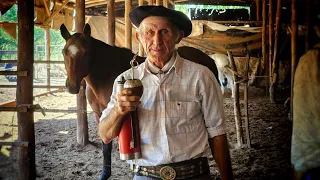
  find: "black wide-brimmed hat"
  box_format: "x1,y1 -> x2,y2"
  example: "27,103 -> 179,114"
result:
129,5 -> 192,37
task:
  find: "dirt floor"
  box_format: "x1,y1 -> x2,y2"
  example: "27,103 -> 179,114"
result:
0,81 -> 293,180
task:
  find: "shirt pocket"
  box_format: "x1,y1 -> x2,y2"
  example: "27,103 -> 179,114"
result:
166,101 -> 201,120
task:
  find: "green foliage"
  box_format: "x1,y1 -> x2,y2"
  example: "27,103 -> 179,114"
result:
0,4 -> 65,60
0,4 -> 17,22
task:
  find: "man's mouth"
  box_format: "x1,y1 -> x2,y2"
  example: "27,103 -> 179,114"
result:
151,48 -> 163,52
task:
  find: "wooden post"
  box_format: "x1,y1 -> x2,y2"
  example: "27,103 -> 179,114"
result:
17,0 -> 35,179
108,0 -> 115,46
45,28 -> 51,91
291,0 -> 297,121
156,0 -> 160,5
75,0 -> 89,146
148,0 -> 153,5
125,0 -> 132,49
244,53 -> 251,148
262,0 -> 268,88
270,0 -> 282,103
305,0 -> 311,52
163,0 -> 169,7
268,0 -> 274,102
227,51 -> 244,148
256,0 -> 261,21
138,0 -> 145,56
172,1 -> 175,9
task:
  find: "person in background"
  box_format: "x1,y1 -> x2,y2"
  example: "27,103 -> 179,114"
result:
98,5 -> 234,180
291,25 -> 320,180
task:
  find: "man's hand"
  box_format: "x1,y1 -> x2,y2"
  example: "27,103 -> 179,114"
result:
116,88 -> 141,115
98,88 -> 141,144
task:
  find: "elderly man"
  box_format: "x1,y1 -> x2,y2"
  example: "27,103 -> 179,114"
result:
98,6 -> 234,180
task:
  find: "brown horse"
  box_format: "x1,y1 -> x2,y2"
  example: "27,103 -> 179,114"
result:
60,23 -> 218,180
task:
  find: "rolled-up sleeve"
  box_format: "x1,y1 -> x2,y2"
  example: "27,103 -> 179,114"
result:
199,67 -> 226,138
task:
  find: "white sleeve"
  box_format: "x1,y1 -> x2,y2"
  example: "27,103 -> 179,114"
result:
199,66 -> 227,138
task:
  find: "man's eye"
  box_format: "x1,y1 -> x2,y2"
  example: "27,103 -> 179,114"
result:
160,29 -> 168,35
146,31 -> 154,35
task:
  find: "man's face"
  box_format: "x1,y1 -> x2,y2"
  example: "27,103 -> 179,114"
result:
137,16 -> 183,66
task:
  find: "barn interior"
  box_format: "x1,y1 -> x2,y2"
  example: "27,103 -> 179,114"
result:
0,0 -> 320,179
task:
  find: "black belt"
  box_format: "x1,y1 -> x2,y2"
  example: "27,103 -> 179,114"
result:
132,157 -> 210,180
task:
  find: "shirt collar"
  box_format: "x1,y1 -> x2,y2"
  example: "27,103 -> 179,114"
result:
147,52 -> 176,74
140,50 -> 183,79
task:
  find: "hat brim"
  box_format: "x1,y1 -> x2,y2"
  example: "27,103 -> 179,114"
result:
129,5 -> 192,37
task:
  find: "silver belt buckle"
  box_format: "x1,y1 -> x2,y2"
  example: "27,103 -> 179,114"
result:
159,166 -> 176,180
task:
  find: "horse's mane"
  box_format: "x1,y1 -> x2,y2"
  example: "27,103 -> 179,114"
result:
90,36 -> 134,55
87,36 -> 136,81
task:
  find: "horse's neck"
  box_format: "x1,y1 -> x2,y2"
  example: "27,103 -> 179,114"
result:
85,38 -> 138,96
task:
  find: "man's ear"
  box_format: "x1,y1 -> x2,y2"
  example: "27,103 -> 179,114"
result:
135,32 -> 142,44
175,30 -> 184,44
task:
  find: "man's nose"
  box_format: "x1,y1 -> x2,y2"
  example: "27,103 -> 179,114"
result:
153,33 -> 163,45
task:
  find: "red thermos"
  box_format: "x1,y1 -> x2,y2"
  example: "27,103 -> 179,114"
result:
117,76 -> 143,160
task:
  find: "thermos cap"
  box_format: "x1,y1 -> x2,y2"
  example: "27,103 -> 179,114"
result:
124,79 -> 143,89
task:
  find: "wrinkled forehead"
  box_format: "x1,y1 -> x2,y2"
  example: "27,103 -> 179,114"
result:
140,16 -> 175,31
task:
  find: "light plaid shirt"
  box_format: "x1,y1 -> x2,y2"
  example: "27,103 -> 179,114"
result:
101,52 -> 226,166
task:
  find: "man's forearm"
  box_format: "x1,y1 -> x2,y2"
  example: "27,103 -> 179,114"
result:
208,134 -> 234,180
98,106 -> 125,144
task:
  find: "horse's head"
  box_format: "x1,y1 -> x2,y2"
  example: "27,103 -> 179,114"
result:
60,24 -> 91,94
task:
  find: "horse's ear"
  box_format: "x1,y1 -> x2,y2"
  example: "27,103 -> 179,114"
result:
60,24 -> 71,40
83,24 -> 91,38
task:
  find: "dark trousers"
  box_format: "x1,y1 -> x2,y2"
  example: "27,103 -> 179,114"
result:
102,141 -> 112,170
294,168 -> 320,180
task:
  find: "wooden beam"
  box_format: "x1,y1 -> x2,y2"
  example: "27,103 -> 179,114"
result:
0,60 -> 65,64
0,85 -> 66,88
75,0 -> 89,146
45,28 -> 51,91
42,0 -> 50,16
268,0 -> 274,102
85,0 -> 128,8
291,0 -> 297,121
108,0 -> 116,46
0,141 -> 28,147
148,0 -> 153,5
227,51 -> 244,148
163,0 -> 169,7
44,0 -> 70,25
270,0 -> 282,103
55,1 -> 74,10
156,0 -> 160,5
125,0 -> 132,49
86,1 -> 108,8
262,0 -> 267,87
17,0 -> 35,179
256,0 -> 260,21
244,53 -> 251,148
